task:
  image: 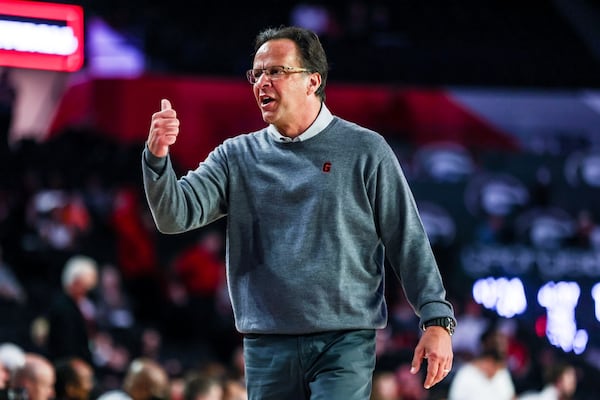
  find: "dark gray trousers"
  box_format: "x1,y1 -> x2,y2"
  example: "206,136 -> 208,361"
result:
243,329 -> 376,400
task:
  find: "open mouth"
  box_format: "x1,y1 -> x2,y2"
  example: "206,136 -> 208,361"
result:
260,96 -> 274,106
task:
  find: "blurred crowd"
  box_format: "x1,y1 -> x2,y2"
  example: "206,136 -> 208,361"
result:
2,66 -> 600,398
1,127 -> 599,400
81,0 -> 600,87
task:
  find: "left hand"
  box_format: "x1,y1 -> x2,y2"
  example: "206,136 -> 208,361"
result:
410,326 -> 453,389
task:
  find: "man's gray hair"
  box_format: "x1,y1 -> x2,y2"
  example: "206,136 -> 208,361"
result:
61,255 -> 98,289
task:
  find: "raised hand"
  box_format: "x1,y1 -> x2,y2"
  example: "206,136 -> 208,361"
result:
147,98 -> 180,157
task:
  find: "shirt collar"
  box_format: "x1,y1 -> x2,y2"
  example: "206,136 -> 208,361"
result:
268,103 -> 334,142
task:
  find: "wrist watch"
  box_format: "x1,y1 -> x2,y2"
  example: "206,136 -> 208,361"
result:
422,317 -> 456,336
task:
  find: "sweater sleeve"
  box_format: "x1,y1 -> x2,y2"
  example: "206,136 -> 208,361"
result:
372,146 -> 455,327
141,144 -> 228,234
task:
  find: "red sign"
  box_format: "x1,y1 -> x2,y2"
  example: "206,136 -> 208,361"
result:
0,0 -> 84,71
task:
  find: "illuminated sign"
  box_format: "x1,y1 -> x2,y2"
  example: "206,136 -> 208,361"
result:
0,0 -> 84,71
538,281 -> 588,354
472,277 -> 594,355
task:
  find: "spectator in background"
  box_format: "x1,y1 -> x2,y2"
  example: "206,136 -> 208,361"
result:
0,68 -> 16,157
222,376 -> 247,400
47,255 -> 99,364
447,325 -> 516,400
182,372 -> 223,400
10,353 -> 56,400
26,189 -> 92,253
0,250 -> 28,348
227,345 -> 244,385
54,357 -> 96,400
0,360 -> 8,400
0,246 -> 26,305
0,344 -> 25,400
88,330 -> 132,392
517,362 -> 577,400
0,343 -> 25,385
110,187 -> 162,325
289,2 -> 340,39
475,214 -> 513,245
168,229 -> 229,359
370,370 -> 399,400
451,298 -> 490,359
570,209 -> 598,249
395,363 -> 428,400
96,357 -> 169,400
95,264 -> 135,332
0,359 -> 9,393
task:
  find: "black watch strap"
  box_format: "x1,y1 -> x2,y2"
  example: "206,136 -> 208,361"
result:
422,317 -> 456,336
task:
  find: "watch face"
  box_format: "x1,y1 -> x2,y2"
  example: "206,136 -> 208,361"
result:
446,318 -> 455,335
447,318 -> 456,335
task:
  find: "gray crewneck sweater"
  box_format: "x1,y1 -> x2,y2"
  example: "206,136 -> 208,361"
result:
142,116 -> 454,334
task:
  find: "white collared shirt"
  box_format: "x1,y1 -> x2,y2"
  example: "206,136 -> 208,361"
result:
267,103 -> 334,142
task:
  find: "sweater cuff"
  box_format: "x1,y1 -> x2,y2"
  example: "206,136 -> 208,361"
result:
418,301 -> 456,330
143,143 -> 168,175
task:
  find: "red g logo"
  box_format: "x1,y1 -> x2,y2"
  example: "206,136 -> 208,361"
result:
322,162 -> 331,172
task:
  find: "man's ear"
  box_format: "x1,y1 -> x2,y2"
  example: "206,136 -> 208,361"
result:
307,72 -> 322,96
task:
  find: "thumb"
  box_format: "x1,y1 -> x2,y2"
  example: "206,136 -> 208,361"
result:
161,98 -> 172,111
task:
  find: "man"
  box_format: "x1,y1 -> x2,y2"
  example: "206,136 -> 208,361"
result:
143,25 -> 455,400
10,353 -> 56,400
96,358 -> 169,400
518,362 -> 577,400
47,255 -> 99,364
182,373 -> 223,400
0,68 -> 16,157
53,357 -> 95,400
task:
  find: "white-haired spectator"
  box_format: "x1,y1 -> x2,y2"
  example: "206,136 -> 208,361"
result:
60,256 -> 98,292
0,342 -> 26,378
47,255 -> 98,364
0,246 -> 26,305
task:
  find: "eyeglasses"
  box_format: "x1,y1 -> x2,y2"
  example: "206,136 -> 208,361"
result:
246,65 -> 311,84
